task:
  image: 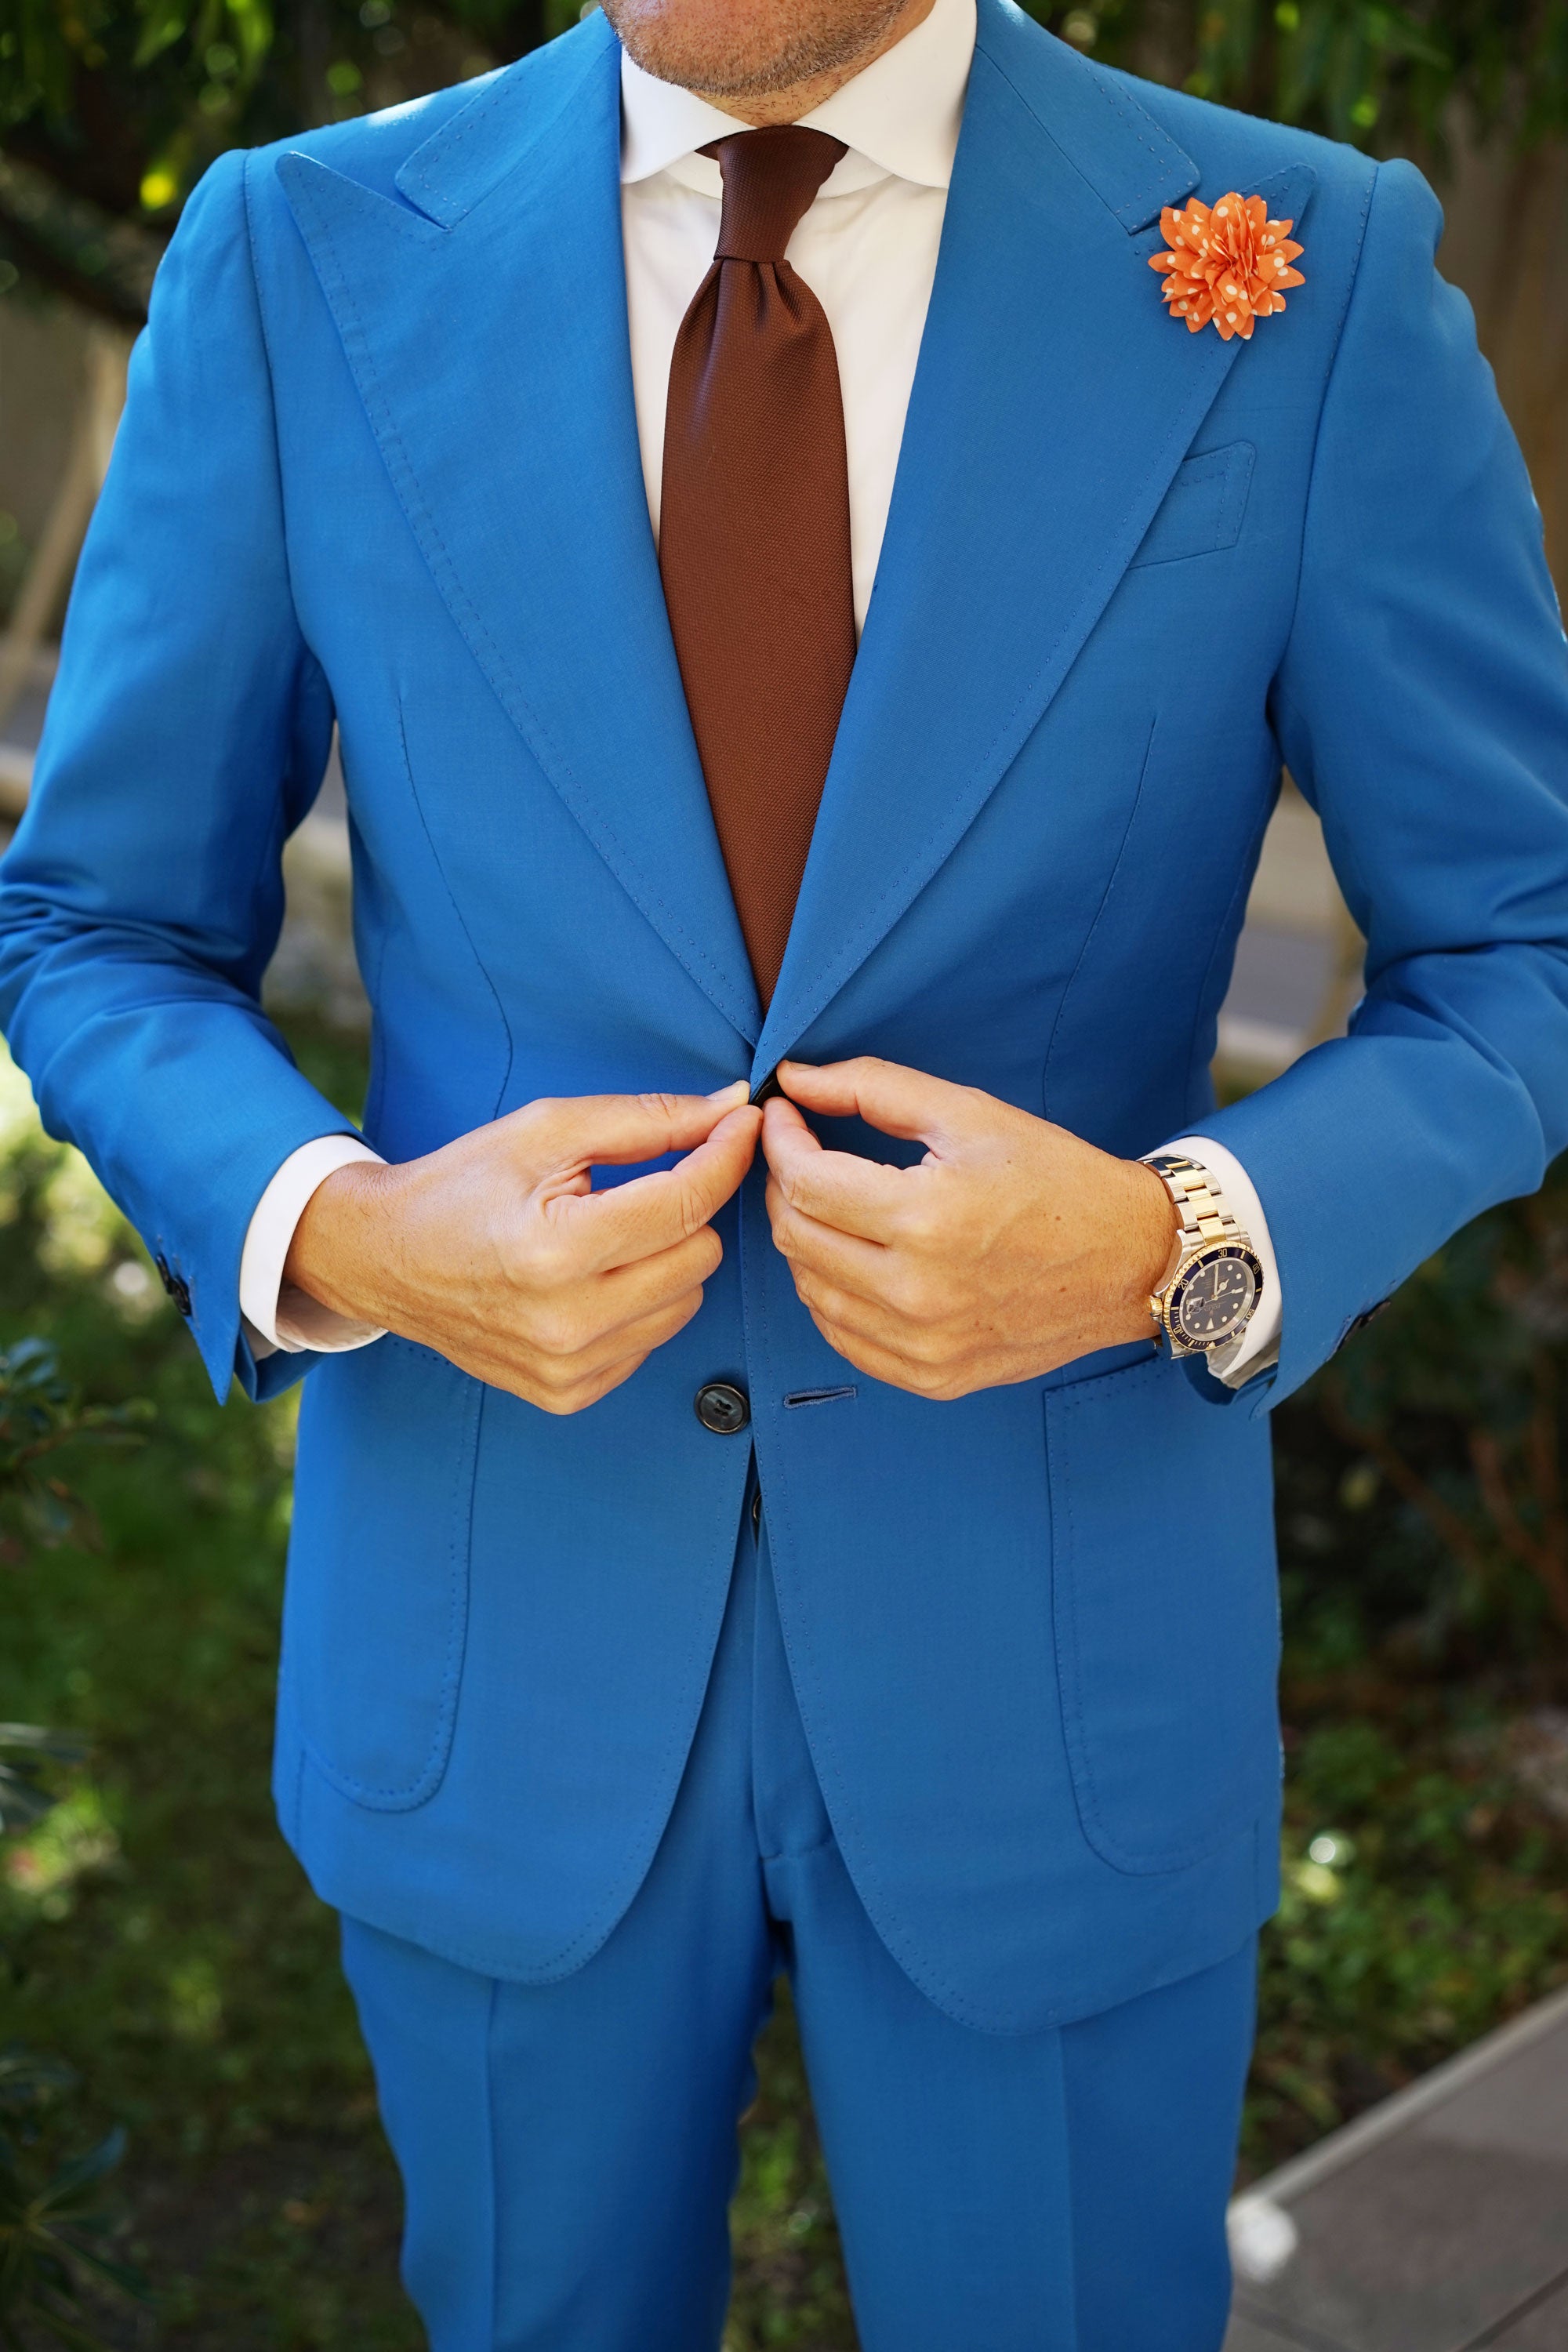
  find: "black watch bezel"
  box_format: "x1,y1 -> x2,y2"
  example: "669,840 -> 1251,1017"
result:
1160,1242 -> 1265,1357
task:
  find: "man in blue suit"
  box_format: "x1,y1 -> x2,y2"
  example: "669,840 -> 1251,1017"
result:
4,0 -> 1568,2336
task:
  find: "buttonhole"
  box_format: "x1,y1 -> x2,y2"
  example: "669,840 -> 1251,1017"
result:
783,1385 -> 858,1409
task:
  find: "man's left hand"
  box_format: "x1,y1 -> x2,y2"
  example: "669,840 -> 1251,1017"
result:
762,1058 -> 1178,1399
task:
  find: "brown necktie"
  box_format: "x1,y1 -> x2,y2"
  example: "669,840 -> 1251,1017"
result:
659,126 -> 858,1008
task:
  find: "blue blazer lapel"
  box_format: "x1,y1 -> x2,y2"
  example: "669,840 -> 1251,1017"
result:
278,16 -> 764,1044
757,0 -> 1314,1076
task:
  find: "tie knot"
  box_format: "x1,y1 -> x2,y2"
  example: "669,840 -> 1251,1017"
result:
704,126 -> 847,265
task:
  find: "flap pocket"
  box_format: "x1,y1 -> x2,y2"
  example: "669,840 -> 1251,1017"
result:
1130,442 -> 1255,569
1046,1352 -> 1279,1874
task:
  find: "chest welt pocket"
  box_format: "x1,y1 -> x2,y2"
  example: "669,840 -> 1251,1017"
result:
283,1338 -> 482,1812
1130,441 -> 1255,569
1046,1352 -> 1279,1874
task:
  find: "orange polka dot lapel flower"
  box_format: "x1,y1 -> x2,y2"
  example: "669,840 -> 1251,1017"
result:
1149,192 -> 1305,340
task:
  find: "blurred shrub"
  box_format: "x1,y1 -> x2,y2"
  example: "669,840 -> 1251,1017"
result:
0,2031 -> 143,2351
1306,1152 -> 1568,1673
1229,1159 -> 1568,2163
0,1336 -> 149,1562
0,1344 -> 151,2349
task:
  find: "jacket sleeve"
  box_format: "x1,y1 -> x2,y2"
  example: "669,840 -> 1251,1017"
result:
1190,156 -> 1568,1418
0,148 -> 360,1403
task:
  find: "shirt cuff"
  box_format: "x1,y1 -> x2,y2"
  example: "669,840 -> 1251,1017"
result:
238,1134 -> 388,1358
1156,1135 -> 1281,1390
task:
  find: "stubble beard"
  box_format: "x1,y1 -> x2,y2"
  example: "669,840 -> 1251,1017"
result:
601,0 -> 918,100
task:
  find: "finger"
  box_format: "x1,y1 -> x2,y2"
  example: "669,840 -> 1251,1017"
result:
561,1290 -> 705,1382
762,1098 -> 909,1243
513,1226 -> 719,1353
790,1267 -> 901,1350
423,1305 -> 679,1412
776,1058 -> 978,1152
585,1228 -> 724,1338
571,1105 -> 761,1271
499,1290 -> 706,1404
789,1263 -> 960,1373
560,1322 -> 693,1413
554,1355 -> 655,1414
792,1291 -> 921,1386
765,1178 -> 895,1304
521,1082 -> 752,1176
523,1345 -> 655,1417
795,1300 -> 960,1399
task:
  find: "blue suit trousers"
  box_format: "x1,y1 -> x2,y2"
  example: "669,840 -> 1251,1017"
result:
340,1480 -> 1258,2352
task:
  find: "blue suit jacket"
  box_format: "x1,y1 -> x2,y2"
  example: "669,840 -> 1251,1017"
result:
4,0 -> 1568,2031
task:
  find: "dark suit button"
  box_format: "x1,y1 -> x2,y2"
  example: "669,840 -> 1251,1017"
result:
695,1381 -> 749,1436
1342,1299 -> 1392,1346
154,1254 -> 192,1318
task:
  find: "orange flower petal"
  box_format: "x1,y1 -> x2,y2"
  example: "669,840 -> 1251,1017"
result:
1151,189 -> 1305,338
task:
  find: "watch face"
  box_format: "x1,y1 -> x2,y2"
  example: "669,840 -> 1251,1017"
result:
1171,1247 -> 1260,1347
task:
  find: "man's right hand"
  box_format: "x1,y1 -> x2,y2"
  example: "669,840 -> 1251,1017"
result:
283,1083 -> 761,1414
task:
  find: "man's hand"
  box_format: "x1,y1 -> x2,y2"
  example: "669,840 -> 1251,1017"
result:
762,1059 -> 1177,1399
285,1083 -> 761,1413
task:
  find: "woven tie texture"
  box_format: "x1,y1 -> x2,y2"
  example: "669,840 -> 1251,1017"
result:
659,125 -> 857,1007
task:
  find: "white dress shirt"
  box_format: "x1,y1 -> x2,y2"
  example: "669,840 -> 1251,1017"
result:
241,0 -> 1281,1385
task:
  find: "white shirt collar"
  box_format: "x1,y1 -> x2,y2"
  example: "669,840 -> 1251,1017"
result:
619,0 -> 975,198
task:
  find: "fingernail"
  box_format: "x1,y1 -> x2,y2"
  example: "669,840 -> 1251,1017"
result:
706,1080 -> 750,1101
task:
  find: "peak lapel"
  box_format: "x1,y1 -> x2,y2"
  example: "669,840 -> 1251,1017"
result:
757,0 -> 1313,1073
278,18 -> 763,1044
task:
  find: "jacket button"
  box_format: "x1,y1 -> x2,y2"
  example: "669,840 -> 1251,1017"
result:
695,1381 -> 749,1436
154,1254 -> 192,1319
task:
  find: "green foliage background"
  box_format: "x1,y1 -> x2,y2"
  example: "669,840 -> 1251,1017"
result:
0,0 -> 1565,323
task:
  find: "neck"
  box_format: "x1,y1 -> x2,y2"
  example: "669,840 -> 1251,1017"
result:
700,0 -> 937,125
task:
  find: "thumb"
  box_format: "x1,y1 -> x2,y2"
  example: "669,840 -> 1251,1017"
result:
775,1058 -> 978,1152
517,1082 -> 751,1178
673,1102 -> 765,1218
760,1093 -> 825,1174
573,1103 -> 761,1271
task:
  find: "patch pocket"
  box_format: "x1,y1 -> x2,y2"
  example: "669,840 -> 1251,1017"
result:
1129,442 -> 1255,569
1046,1352 -> 1279,1874
282,1338 -> 482,1812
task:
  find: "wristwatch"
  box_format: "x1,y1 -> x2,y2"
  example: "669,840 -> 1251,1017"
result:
1145,1154 -> 1265,1363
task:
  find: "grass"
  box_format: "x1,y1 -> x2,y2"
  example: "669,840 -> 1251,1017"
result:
0,1017 -> 1565,2347
0,1022 -> 422,2349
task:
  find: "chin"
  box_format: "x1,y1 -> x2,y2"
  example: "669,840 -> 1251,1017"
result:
602,0 -> 907,99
